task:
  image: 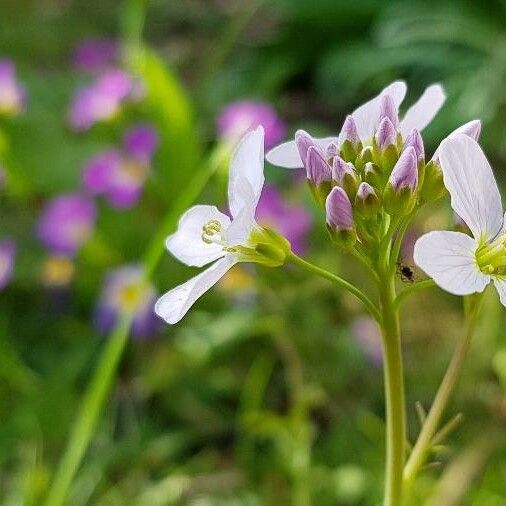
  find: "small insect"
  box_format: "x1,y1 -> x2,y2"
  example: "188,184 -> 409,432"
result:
397,262 -> 416,283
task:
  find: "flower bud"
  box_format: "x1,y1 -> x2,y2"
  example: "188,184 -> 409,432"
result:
326,142 -> 338,159
378,95 -> 399,128
331,155 -> 359,198
419,160 -> 446,202
339,115 -> 362,161
364,162 -> 383,190
306,146 -> 332,205
375,117 -> 397,150
325,186 -> 356,246
403,129 -> 424,163
306,146 -> 331,185
295,129 -> 316,164
383,147 -> 418,215
355,182 -> 381,217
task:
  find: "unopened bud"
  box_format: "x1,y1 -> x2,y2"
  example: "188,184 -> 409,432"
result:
332,155 -> 359,199
355,182 -> 381,217
383,147 -> 418,215
325,186 -> 356,246
378,95 -> 399,128
403,129 -> 424,163
295,129 -> 317,165
326,142 -> 338,159
375,117 -> 397,150
339,115 -> 362,161
306,146 -> 331,185
419,160 -> 446,202
364,162 -> 383,190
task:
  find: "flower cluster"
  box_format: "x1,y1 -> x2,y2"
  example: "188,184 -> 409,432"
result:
83,123 -> 159,208
267,81 -> 480,249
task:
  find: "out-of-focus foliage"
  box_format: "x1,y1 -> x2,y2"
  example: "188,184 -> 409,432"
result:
1,0 -> 506,504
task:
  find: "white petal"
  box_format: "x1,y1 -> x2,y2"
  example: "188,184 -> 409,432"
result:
155,256 -> 236,324
492,277 -> 506,307
351,81 -> 407,142
413,231 -> 489,296
265,136 -> 338,169
399,84 -> 446,137
228,126 -> 265,217
166,205 -> 230,267
439,134 -> 503,241
432,119 -> 481,162
225,200 -> 257,245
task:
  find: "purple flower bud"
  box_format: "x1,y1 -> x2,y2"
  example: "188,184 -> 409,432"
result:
339,115 -> 360,145
295,129 -> 318,166
306,146 -> 331,185
217,101 -> 286,149
375,117 -> 397,150
378,95 -> 399,127
326,142 -> 338,159
255,185 -> 312,254
123,123 -> 159,164
0,239 -> 16,290
331,155 -> 354,183
94,264 -> 159,340
388,146 -> 418,191
0,59 -> 26,115
73,38 -> 118,72
326,186 -> 354,231
403,128 -> 424,162
356,182 -> 377,201
37,194 -> 96,256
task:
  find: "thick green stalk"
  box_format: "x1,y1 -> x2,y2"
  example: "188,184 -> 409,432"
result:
379,272 -> 406,506
403,295 -> 482,484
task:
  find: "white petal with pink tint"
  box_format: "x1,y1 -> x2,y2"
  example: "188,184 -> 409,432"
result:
439,134 -> 503,241
414,231 -> 489,295
493,277 -> 506,307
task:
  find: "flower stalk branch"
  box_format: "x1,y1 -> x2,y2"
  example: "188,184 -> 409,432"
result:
403,293 -> 483,484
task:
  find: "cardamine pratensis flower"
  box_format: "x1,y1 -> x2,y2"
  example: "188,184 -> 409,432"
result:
94,264 -> 159,339
255,185 -> 312,254
37,194 -> 97,257
155,127 -> 291,325
68,69 -> 142,131
0,59 -> 26,116
266,81 -> 446,169
217,100 -> 286,149
73,38 -> 118,72
0,239 -> 16,291
82,123 -> 159,208
414,134 -> 506,306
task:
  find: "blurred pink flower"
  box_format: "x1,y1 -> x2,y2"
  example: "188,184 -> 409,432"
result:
0,239 -> 16,291
217,100 -> 285,149
73,38 -> 118,72
82,123 -> 159,208
0,59 -> 26,116
37,194 -> 96,256
255,185 -> 312,254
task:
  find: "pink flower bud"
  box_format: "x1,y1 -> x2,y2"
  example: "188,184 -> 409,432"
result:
378,94 -> 399,127
375,117 -> 397,149
306,146 -> 331,185
389,146 -> 418,191
326,186 -> 354,231
403,128 -> 424,162
339,115 -> 360,145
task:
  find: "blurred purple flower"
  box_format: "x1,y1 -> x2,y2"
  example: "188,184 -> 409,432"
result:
0,59 -> 26,115
217,100 -> 286,149
0,239 -> 16,290
37,194 -> 96,256
94,264 -> 158,340
255,185 -> 312,254
73,38 -> 118,72
82,124 -> 158,208
68,69 -> 142,131
351,316 -> 382,366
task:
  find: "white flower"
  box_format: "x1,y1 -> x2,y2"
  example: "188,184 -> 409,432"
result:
265,81 -> 446,168
155,126 -> 286,324
413,134 -> 506,306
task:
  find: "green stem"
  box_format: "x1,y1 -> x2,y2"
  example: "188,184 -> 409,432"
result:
287,252 -> 381,323
393,279 -> 436,309
44,143 -> 228,506
379,272 -> 406,506
403,294 -> 483,484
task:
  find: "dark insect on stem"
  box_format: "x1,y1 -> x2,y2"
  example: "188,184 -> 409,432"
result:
397,262 -> 415,283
